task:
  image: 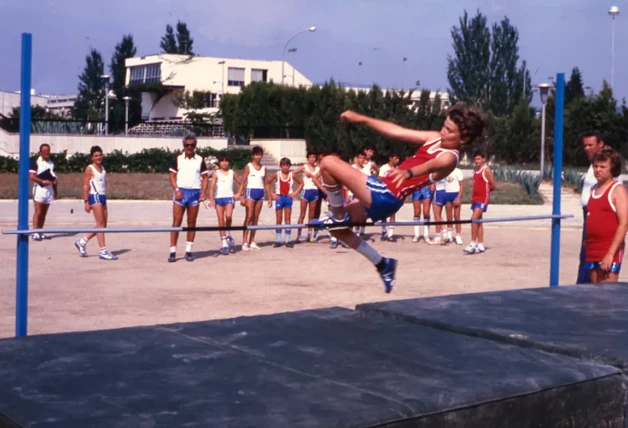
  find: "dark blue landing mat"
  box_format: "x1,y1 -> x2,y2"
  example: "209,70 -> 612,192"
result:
0,308 -> 623,428
358,283 -> 628,370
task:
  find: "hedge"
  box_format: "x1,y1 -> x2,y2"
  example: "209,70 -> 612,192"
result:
0,148 -> 252,174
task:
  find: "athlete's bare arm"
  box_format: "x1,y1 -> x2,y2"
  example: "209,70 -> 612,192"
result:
485,168 -> 497,191
603,184 -> 628,270
341,110 -> 440,145
234,165 -> 249,200
389,152 -> 458,186
208,172 -> 218,206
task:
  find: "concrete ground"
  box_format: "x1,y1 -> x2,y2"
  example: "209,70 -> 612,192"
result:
0,199 -> 624,338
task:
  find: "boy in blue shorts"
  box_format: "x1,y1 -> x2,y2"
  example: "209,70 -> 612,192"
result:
411,185 -> 434,243
235,146 -> 272,251
432,167 -> 464,244
268,158 -> 303,248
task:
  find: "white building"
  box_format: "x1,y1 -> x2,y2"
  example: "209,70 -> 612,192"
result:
45,94 -> 78,117
125,54 -> 313,122
0,90 -> 77,118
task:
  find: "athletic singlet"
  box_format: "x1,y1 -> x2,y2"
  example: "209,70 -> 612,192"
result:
88,164 -> 106,195
276,171 -> 293,196
379,138 -> 459,200
215,169 -> 234,198
586,182 -> 624,262
472,166 -> 490,205
363,160 -> 374,176
246,163 -> 265,189
302,164 -> 319,190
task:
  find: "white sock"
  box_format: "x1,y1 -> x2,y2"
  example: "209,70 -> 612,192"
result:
355,239 -> 383,265
100,247 -> 107,253
414,217 -> 420,237
80,237 -> 88,246
226,230 -> 231,238
382,226 -> 387,234
170,246 -> 176,253
388,226 -> 394,237
325,187 -> 344,208
221,238 -> 228,248
331,237 -> 338,243
447,228 -> 453,240
185,242 -> 193,253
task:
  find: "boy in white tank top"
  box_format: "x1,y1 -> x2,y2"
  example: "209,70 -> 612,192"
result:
74,145 -> 118,260
267,158 -> 304,247
209,155 -> 242,255
234,146 -> 272,251
295,152 -> 322,243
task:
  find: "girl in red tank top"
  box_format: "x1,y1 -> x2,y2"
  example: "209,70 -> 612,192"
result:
585,148 -> 628,283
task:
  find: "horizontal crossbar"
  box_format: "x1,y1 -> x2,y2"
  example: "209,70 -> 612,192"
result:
1,214 -> 574,235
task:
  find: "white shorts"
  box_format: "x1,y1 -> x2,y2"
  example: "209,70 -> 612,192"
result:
32,185 -> 54,205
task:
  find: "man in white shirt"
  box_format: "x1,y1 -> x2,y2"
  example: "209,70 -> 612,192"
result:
29,144 -> 57,241
577,132 -> 605,283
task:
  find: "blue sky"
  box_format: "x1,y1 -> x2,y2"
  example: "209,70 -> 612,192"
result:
1,0 -> 626,105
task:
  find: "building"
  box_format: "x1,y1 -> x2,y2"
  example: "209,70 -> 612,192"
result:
125,54 -> 313,122
0,90 -> 77,118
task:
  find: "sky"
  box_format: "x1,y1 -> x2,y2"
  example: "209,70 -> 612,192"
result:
1,0 -> 627,106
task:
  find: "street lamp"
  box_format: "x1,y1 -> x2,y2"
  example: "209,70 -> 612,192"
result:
218,61 -> 226,96
101,74 -> 111,135
123,96 -> 131,136
282,26 -> 315,86
538,83 -> 552,179
287,48 -> 297,86
609,5 -> 620,89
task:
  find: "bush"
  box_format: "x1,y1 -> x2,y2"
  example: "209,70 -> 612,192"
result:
493,166 -> 541,197
0,148 -> 252,174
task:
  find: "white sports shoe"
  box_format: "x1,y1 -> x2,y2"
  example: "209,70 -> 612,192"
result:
242,243 -> 250,252
250,242 -> 261,250
455,235 -> 464,245
428,236 -> 441,245
463,243 -> 476,254
412,235 -> 420,243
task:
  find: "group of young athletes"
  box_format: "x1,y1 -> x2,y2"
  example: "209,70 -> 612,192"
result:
28,102 -> 626,291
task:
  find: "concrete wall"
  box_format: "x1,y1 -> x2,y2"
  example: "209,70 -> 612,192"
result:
0,127 -> 227,157
252,139 -> 307,164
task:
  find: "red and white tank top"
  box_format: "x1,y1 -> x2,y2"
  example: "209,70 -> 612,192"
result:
379,138 -> 459,200
585,181 -> 624,262
471,166 -> 490,205
276,171 -> 293,196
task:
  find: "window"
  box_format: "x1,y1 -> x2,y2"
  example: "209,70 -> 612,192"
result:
129,64 -> 162,84
228,67 -> 245,87
251,69 -> 268,83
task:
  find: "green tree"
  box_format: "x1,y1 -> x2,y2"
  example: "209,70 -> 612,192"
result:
565,67 -> 585,105
109,34 -> 141,133
447,10 -> 530,115
160,21 -> 194,54
9,105 -> 64,121
72,48 -> 105,120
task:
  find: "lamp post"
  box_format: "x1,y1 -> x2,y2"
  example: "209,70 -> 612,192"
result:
218,61 -> 225,96
287,48 -> 297,86
609,6 -> 620,89
538,83 -> 552,179
282,26 -> 315,86
101,74 -> 111,135
123,96 -> 131,136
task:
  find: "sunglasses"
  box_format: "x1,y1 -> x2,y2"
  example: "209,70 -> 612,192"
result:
184,144 -> 196,148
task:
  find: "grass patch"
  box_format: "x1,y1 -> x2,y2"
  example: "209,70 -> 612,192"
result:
0,174 -> 544,204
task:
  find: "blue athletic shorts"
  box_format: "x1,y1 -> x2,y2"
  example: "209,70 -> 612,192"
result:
364,176 -> 404,222
88,194 -> 107,207
301,189 -> 319,203
246,188 -> 265,202
275,195 -> 293,210
471,202 -> 488,212
174,188 -> 200,208
434,190 -> 459,206
215,197 -> 234,207
585,261 -> 622,274
412,186 -> 432,201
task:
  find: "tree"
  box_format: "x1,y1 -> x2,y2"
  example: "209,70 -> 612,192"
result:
565,67 -> 585,105
9,105 -> 64,121
447,10 -> 530,116
73,49 -> 105,121
109,34 -> 141,132
160,21 -> 194,54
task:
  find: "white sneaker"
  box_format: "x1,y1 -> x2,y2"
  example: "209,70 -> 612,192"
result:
250,242 -> 261,250
475,244 -> 486,253
463,243 -> 476,254
428,236 -> 441,245
412,235 -> 420,243
455,235 -> 463,245
242,243 -> 250,252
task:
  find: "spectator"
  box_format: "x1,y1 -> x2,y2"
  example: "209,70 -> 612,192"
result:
577,132 -> 605,283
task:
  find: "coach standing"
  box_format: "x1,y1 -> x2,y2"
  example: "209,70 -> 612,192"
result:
29,143 -> 57,241
168,135 -> 209,263
577,132 -> 605,283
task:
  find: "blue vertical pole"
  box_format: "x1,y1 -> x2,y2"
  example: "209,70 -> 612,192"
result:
550,73 -> 565,287
16,33 -> 32,336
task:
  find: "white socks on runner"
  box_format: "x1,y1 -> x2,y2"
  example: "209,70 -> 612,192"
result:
185,242 -> 193,253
